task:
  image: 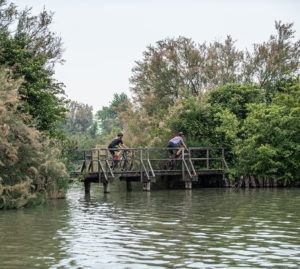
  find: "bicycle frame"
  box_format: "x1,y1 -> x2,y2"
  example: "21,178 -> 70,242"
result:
111,150 -> 130,170
166,150 -> 184,170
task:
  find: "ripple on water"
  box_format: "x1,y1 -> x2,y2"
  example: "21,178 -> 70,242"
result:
1,187 -> 300,268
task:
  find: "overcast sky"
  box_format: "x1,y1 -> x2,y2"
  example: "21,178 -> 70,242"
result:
14,0 -> 300,112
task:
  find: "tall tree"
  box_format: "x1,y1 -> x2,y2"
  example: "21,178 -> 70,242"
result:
0,1 -> 67,138
243,21 -> 300,101
130,36 -> 244,116
63,101 -> 93,134
95,92 -> 130,134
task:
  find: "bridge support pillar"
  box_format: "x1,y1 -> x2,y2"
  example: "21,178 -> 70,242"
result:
103,182 -> 110,193
143,181 -> 151,191
84,181 -> 91,194
185,180 -> 192,189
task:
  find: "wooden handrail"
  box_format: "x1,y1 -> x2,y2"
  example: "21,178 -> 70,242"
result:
72,147 -> 229,180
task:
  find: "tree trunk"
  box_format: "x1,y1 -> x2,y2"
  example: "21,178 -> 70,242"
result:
257,177 -> 264,187
250,176 -> 256,188
244,176 -> 249,188
238,176 -> 244,188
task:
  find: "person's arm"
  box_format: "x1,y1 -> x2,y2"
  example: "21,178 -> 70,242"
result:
182,142 -> 189,152
120,140 -> 128,149
180,138 -> 189,152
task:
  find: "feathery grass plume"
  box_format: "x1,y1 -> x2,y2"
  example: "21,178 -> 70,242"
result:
0,68 -> 69,209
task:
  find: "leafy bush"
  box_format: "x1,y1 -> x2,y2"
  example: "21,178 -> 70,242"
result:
0,69 -> 68,209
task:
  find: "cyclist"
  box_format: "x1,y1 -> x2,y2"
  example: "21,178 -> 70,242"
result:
108,132 -> 128,169
167,132 -> 189,159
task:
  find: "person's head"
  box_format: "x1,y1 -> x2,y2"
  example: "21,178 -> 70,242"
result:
117,132 -> 123,138
178,132 -> 184,137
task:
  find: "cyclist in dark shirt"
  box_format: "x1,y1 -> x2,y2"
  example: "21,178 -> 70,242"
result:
108,133 -> 127,168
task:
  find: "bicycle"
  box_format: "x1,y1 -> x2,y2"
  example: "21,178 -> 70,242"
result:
159,149 -> 184,170
110,149 -> 132,170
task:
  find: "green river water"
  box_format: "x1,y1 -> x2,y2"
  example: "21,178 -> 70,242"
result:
0,185 -> 300,269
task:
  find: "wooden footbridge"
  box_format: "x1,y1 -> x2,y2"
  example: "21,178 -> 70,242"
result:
70,147 -> 229,193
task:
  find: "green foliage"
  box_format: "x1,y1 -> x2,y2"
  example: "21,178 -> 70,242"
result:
70,132 -> 102,149
236,101 -> 299,183
62,101 -> 93,134
88,121 -> 99,138
163,84 -> 262,148
95,92 -> 129,134
0,2 -> 71,209
273,77 -> 300,110
208,84 -> 263,119
0,3 -> 67,138
165,97 -> 216,146
0,69 -> 69,209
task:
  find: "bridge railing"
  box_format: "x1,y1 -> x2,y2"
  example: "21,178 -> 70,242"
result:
189,147 -> 229,170
72,147 -> 228,182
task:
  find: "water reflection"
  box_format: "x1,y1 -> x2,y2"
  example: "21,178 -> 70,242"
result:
1,186 -> 300,268
0,199 -> 72,268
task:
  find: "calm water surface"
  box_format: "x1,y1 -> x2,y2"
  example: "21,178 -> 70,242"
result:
0,185 -> 300,269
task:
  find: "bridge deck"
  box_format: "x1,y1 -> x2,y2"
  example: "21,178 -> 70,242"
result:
71,147 -> 229,192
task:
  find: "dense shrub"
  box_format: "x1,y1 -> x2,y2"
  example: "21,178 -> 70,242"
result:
0,70 -> 68,209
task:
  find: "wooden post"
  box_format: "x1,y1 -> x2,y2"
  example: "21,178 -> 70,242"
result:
185,180 -> 192,189
206,149 -> 209,169
98,149 -> 101,183
182,149 -> 185,181
81,151 -> 87,172
103,182 -> 110,193
183,172 -> 192,189
131,150 -> 135,170
84,180 -> 91,194
143,181 -> 151,191
140,149 -> 143,183
91,150 -> 94,172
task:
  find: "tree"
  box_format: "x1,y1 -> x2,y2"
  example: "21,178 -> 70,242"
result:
88,121 -> 99,139
63,101 -> 93,134
208,83 -> 263,120
0,68 -> 68,209
214,78 -> 300,184
0,1 -> 67,138
130,36 -> 244,116
243,21 -> 300,101
163,96 -> 216,146
95,92 -> 130,134
0,0 -> 17,30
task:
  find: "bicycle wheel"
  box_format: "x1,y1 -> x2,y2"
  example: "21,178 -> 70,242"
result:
166,159 -> 175,170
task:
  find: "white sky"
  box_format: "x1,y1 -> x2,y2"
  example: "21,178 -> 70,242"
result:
14,0 -> 300,113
